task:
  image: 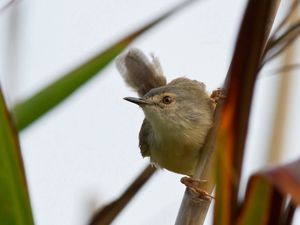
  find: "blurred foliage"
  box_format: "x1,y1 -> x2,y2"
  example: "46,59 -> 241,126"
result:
12,0 -> 197,131
1,0 -> 300,225
236,159 -> 300,225
0,89 -> 34,225
213,1 -> 300,225
213,1 -> 281,224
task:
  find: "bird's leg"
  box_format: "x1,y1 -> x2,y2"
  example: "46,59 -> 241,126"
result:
210,88 -> 226,104
181,177 -> 214,201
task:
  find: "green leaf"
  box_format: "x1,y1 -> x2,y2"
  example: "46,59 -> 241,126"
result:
12,0 -> 198,131
235,158 -> 300,225
235,175 -> 283,225
262,158 -> 300,204
236,176 -> 272,225
0,88 -> 34,225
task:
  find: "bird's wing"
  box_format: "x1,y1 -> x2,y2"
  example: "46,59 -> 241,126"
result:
139,119 -> 154,158
116,48 -> 167,97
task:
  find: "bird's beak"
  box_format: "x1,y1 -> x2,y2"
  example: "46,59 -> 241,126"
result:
123,97 -> 149,106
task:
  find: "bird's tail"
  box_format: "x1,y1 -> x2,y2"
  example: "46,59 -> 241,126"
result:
116,48 -> 167,97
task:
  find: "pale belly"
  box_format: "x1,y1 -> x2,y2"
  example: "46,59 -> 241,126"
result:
150,140 -> 201,176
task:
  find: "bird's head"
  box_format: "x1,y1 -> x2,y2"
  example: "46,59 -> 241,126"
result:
124,77 -> 214,131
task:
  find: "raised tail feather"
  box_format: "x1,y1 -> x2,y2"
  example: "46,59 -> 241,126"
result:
116,48 -> 167,97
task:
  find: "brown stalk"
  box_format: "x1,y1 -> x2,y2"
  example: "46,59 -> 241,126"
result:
215,1 -> 280,224
175,103 -> 222,225
176,1 -> 281,225
89,165 -> 156,225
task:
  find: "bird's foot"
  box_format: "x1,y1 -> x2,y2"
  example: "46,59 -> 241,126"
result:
210,88 -> 226,104
181,177 -> 214,201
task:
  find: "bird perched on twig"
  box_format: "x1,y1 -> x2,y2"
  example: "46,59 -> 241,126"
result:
116,48 -> 215,177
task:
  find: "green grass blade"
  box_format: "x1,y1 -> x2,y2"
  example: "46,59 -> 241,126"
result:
235,176 -> 282,225
263,158 -> 300,204
235,158 -> 300,225
12,0 -> 198,131
0,88 -> 34,225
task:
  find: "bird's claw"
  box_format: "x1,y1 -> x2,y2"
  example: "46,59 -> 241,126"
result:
210,88 -> 226,104
181,177 -> 214,201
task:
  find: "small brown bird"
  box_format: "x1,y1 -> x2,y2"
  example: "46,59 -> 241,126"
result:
116,48 -> 215,176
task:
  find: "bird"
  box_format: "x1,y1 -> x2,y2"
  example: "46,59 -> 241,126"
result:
116,48 -> 215,177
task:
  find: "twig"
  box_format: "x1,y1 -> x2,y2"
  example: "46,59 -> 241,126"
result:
262,22 -> 300,66
267,0 -> 299,47
266,20 -> 300,53
175,101 -> 223,225
89,165 -> 156,225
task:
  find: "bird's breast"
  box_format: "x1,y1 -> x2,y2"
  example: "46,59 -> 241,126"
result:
150,131 -> 202,176
145,111 -> 210,176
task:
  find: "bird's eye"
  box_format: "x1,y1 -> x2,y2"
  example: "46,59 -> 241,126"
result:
162,96 -> 172,104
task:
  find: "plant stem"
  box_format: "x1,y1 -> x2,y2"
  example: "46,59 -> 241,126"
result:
89,165 -> 156,225
175,1 -> 281,225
